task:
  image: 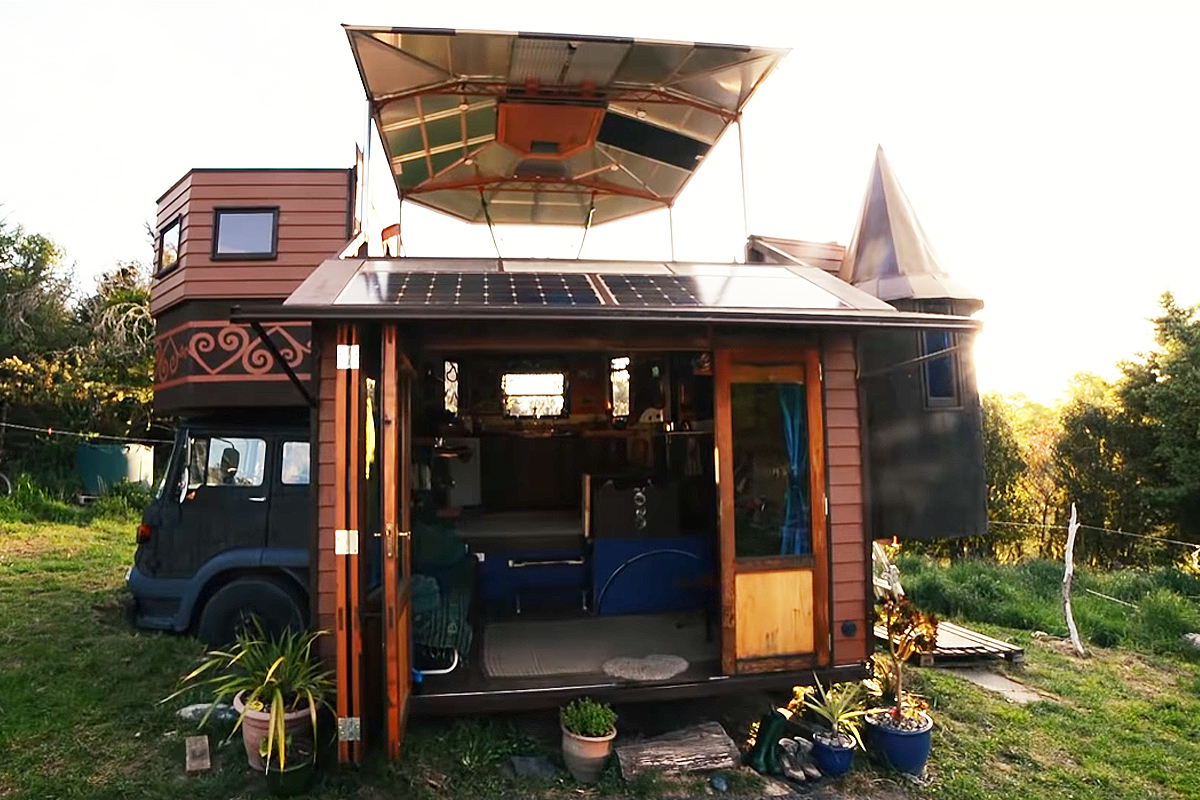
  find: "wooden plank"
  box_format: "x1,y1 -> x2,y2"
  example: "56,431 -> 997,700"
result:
188,169 -> 350,187
184,735 -> 211,774
807,346 -> 829,667
333,323 -> 349,764
826,427 -> 860,448
381,325 -> 401,759
713,348 -> 736,676
615,723 -> 740,779
873,621 -> 1024,664
397,357 -> 414,748
185,184 -> 351,201
734,570 -> 814,658
347,325 -> 363,764
827,444 -> 862,467
824,388 -> 858,409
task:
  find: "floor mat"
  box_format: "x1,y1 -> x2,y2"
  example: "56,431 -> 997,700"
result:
482,613 -> 715,679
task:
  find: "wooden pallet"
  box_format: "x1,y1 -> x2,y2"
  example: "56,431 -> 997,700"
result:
874,620 -> 1024,666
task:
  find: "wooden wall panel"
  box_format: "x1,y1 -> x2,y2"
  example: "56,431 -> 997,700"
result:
315,324 -> 339,667
823,333 -> 869,666
151,168 -> 353,316
735,570 -> 814,658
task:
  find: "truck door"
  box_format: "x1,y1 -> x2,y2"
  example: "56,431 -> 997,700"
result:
162,432 -> 270,577
269,438 -> 311,550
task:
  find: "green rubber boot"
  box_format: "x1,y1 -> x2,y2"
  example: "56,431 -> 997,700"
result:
746,710 -> 787,774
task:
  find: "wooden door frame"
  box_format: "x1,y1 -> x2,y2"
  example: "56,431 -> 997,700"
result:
715,346 -> 830,675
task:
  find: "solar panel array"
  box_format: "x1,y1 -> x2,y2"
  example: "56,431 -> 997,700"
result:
335,271 -> 850,311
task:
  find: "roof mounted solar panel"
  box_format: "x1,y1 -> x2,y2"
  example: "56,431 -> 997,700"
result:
345,26 -> 789,226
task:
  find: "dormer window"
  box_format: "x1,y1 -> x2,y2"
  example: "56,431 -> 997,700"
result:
156,217 -> 181,275
211,207 -> 279,260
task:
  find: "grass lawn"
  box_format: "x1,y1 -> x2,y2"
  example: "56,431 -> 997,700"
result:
2,515 -> 1200,799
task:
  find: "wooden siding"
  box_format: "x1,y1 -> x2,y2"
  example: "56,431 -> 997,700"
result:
151,169 -> 353,315
315,323 -> 339,666
824,333 -> 870,664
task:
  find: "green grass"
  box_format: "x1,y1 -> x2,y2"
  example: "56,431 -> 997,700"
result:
4,516 -> 1200,799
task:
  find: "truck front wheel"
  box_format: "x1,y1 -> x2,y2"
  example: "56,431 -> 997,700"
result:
196,577 -> 307,647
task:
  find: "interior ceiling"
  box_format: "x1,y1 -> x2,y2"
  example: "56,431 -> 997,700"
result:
345,26 -> 788,226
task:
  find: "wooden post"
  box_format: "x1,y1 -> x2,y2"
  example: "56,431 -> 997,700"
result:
1062,503 -> 1086,657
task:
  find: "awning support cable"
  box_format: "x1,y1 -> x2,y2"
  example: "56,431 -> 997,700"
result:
575,193 -> 596,259
479,190 -> 502,260
856,341 -> 970,380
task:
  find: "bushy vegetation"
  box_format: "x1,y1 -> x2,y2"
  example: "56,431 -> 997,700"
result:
898,554 -> 1200,656
0,216 -> 162,493
0,474 -> 152,525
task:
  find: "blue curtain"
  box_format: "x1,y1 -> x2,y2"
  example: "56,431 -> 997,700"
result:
777,384 -> 810,555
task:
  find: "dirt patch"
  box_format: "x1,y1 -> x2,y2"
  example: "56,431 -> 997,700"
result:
1114,651 -> 1178,696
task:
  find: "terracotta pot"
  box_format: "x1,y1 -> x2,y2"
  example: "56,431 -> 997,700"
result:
561,725 -> 616,783
233,691 -> 315,772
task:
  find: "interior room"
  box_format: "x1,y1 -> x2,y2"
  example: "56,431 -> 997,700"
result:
385,347 -> 724,690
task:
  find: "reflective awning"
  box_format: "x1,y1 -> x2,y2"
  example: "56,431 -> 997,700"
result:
345,27 -> 788,225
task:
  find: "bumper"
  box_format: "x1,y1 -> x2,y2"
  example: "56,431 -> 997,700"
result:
125,565 -> 186,631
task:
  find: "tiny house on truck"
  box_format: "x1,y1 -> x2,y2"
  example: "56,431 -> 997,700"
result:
129,26 -> 986,762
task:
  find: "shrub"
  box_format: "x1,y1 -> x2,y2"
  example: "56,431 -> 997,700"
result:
1134,589 -> 1200,655
560,697 -> 616,738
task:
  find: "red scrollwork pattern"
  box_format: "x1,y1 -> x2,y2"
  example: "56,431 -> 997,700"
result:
153,321 -> 311,387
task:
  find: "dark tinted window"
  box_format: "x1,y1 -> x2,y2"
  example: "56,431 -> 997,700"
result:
213,209 -> 278,258
922,329 -> 960,406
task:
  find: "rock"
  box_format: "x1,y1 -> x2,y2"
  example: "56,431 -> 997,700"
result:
510,755 -> 557,781
1183,632 -> 1200,651
176,703 -> 236,725
709,773 -> 729,792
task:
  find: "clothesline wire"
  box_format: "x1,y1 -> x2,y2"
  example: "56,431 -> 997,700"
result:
0,420 -> 172,445
987,518 -> 1199,550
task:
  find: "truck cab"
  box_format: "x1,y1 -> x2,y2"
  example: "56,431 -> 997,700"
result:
127,412 -> 312,645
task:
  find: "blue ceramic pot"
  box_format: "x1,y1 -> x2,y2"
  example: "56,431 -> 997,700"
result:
864,711 -> 932,775
811,734 -> 855,777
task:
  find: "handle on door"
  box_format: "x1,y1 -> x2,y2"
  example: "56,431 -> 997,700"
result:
248,496 -> 266,503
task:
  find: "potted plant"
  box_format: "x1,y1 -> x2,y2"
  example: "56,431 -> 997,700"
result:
164,619 -> 333,773
260,734 -> 317,797
559,696 -> 617,783
864,591 -> 939,776
802,678 -> 867,778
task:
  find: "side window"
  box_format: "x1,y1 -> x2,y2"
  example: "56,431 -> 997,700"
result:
157,217 -> 181,275
187,436 -> 267,487
921,328 -> 961,408
281,441 -> 310,486
211,208 -> 279,259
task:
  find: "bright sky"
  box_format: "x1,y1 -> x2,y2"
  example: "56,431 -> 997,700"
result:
3,0 -> 1199,404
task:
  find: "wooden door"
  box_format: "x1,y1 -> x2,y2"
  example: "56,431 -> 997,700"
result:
381,325 -> 414,758
715,348 -> 829,674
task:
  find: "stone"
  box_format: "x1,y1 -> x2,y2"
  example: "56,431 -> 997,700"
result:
184,735 -> 211,774
709,773 -> 729,792
954,668 -> 1050,705
176,703 -> 236,725
1183,632 -> 1200,651
509,755 -> 557,781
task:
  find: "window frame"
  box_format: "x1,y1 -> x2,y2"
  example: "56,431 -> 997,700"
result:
919,326 -> 962,409
500,370 -> 569,419
155,216 -> 182,277
210,206 -> 280,261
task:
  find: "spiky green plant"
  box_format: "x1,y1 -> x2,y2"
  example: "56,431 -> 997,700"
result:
162,619 -> 333,771
802,677 -> 867,749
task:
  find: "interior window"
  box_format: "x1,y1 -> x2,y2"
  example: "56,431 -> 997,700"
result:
610,357 -> 630,418
212,208 -> 278,258
187,436 -> 267,487
444,360 -> 459,415
501,372 -> 565,418
157,218 -> 180,274
281,441 -> 310,486
921,329 -> 960,407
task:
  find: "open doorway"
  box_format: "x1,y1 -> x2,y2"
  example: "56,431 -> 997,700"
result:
373,348 -> 722,692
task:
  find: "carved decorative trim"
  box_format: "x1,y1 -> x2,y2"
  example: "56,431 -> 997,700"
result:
154,320 -> 312,391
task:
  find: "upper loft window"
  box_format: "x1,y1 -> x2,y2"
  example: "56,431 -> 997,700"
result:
211,207 -> 279,260
921,328 -> 961,408
156,217 -> 181,275
502,372 -> 566,418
